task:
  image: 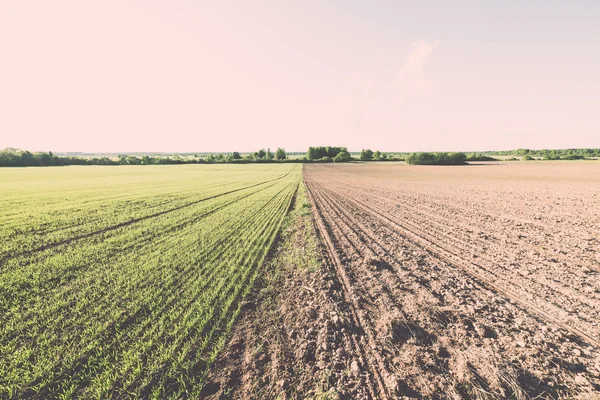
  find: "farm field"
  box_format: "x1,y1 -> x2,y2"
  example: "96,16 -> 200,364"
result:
207,161 -> 600,399
2,162 -> 600,399
0,164 -> 300,399
303,162 -> 600,398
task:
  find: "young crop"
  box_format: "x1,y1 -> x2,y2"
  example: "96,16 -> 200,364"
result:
0,164 -> 300,399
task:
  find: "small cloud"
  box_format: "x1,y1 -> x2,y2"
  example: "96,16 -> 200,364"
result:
393,40 -> 438,101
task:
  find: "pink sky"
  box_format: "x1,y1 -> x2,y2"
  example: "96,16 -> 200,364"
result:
1,1 -> 599,153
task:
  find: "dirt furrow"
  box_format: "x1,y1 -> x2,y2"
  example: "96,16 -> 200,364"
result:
303,164 -> 600,398
348,185 -> 600,300
325,179 -> 599,278
337,189 -> 600,348
317,169 -> 599,276
308,176 -> 599,344
332,185 -> 600,331
307,181 -> 391,399
312,180 -> 599,395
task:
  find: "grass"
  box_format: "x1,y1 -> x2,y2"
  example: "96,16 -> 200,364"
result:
0,164 -> 300,399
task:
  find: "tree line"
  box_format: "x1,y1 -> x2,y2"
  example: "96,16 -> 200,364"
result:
0,148 -> 296,167
0,149 -> 117,167
1,147 -> 387,166
2,146 -> 598,167
473,148 -> 600,159
306,146 -> 395,162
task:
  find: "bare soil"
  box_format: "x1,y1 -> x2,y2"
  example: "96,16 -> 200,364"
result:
206,162 -> 600,399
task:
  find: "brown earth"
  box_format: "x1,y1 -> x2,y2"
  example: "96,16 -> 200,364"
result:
205,162 -> 600,399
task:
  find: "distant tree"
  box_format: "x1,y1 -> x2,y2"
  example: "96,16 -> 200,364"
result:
466,153 -> 497,161
360,149 -> 374,161
266,148 -> 274,160
333,150 -> 351,162
126,156 -> 141,165
0,149 -> 19,166
275,148 -> 287,160
20,151 -> 35,166
306,146 -> 347,160
232,151 -> 242,160
255,149 -> 266,159
38,152 -> 53,166
563,154 -> 584,160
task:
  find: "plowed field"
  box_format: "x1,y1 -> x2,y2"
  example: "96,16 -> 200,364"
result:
303,162 -> 600,398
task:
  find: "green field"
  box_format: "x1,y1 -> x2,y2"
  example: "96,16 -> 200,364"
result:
0,164 -> 300,399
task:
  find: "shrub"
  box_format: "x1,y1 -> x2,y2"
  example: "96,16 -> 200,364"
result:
360,149 -> 374,161
406,152 -> 467,165
334,151 -> 351,162
467,153 -> 499,161
563,154 -> 584,160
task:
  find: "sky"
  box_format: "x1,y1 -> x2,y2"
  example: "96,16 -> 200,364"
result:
1,1 -> 599,153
